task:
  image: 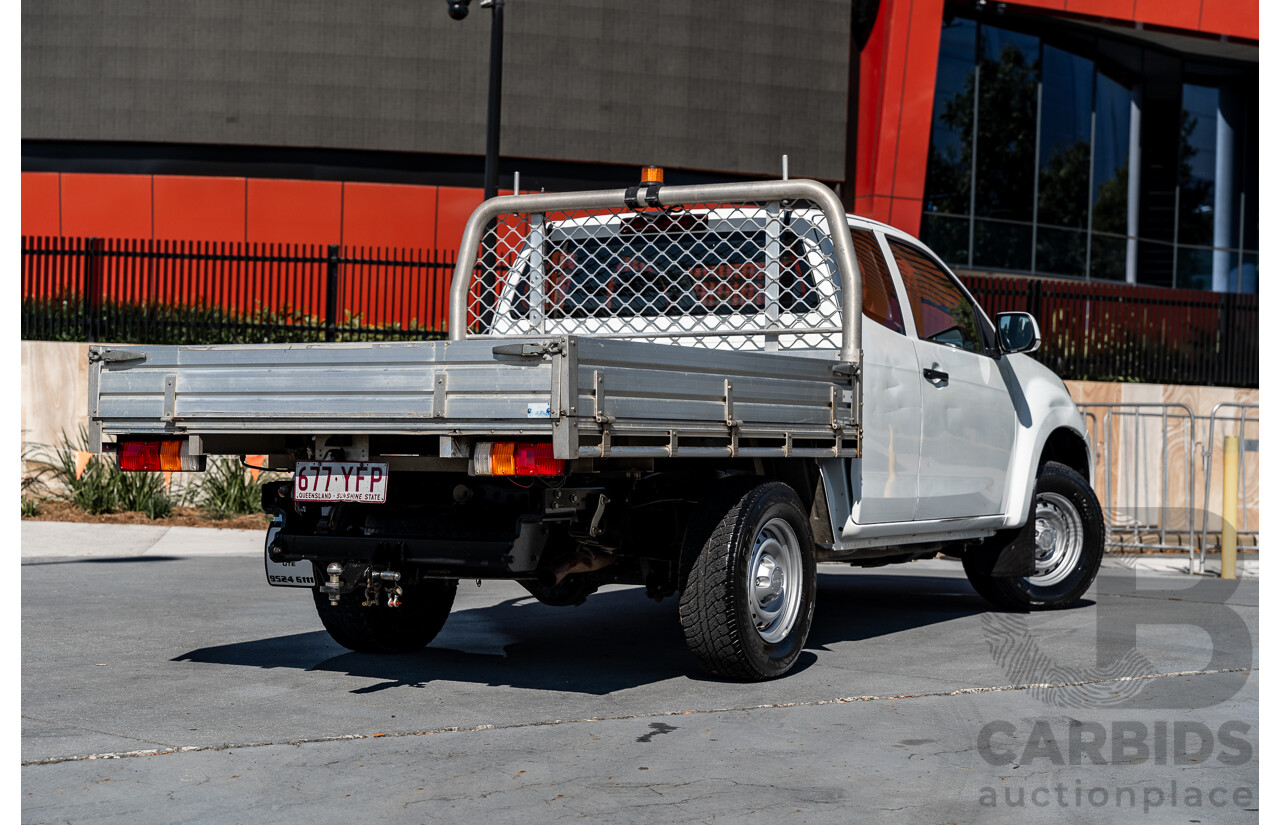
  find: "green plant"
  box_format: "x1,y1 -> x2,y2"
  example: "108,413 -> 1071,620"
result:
29,426 -> 175,518
196,458 -> 272,520
21,496 -> 41,517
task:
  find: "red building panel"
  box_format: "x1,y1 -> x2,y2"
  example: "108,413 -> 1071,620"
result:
435,186 -> 487,255
245,178 -> 343,246
342,182 -> 438,250
1063,0 -> 1136,19
855,5 -> 887,201
1007,0 -> 1068,11
1198,2 -> 1258,39
1133,0 -> 1202,32
21,173 -> 61,236
855,0 -> 945,235
153,176 -> 247,242
893,12 -> 943,202
60,173 -> 152,239
889,196 -> 926,233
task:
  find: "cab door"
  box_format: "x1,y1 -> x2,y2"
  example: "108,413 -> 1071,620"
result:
883,237 -> 1015,520
845,226 -> 921,524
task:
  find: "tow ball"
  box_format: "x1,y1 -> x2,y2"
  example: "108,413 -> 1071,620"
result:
321,562 -> 344,606
319,564 -> 403,607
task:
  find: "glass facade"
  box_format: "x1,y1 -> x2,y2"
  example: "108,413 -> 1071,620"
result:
921,9 -> 1258,293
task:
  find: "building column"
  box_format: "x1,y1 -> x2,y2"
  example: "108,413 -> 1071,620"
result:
852,0 -> 945,236
1212,96 -> 1236,292
1126,92 -> 1142,284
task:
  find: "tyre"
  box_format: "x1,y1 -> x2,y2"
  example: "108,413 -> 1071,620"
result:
964,461 -> 1104,610
679,478 -> 816,680
313,579 -> 457,653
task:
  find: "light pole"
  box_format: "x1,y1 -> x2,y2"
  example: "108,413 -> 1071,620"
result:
445,0 -> 504,201
445,0 -> 505,330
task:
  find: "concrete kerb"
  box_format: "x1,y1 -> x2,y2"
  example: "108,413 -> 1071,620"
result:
21,521 -> 263,560
1099,552 -> 1259,579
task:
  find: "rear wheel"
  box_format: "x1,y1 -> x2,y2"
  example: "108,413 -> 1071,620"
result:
679,479 -> 816,680
964,461 -> 1104,610
313,579 -> 457,653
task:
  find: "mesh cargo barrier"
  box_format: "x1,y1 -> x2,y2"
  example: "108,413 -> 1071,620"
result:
460,194 -> 854,354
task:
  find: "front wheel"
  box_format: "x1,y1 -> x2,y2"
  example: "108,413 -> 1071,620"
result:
679,478 -> 816,680
313,579 -> 457,653
964,461 -> 1104,610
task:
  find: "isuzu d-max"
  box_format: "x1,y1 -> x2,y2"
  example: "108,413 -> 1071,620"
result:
90,175 -> 1102,680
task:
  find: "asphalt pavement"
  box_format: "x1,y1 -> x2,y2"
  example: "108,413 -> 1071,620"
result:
21,522 -> 1259,824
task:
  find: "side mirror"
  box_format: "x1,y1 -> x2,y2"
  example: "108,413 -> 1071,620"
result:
996,312 -> 1041,354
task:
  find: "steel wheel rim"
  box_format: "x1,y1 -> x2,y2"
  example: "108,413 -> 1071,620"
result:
1027,491 -> 1084,587
747,517 -> 803,644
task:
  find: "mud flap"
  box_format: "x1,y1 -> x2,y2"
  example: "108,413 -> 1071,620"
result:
966,515 -> 1036,578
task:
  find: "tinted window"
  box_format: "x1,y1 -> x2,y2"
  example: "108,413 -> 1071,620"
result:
889,239 -> 984,353
851,228 -> 905,335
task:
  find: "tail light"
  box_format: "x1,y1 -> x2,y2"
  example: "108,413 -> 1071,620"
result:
471,442 -> 565,477
117,438 -> 206,472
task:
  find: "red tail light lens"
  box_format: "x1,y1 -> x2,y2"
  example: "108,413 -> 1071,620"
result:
472,442 -> 565,476
118,439 -> 184,472
512,442 -> 563,476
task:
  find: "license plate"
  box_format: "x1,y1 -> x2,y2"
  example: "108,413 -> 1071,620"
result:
293,461 -> 389,503
266,556 -> 317,588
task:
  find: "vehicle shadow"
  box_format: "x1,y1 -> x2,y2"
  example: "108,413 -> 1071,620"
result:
173,571 -> 991,695
807,572 -> 990,650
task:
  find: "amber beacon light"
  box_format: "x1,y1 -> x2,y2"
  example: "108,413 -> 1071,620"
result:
640,166 -> 664,184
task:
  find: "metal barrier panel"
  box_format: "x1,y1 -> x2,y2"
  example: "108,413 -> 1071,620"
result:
1198,403 -> 1260,572
1081,401 -> 1261,575
1078,402 -> 1199,566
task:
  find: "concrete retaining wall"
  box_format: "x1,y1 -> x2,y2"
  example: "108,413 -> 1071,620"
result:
21,341 -> 91,451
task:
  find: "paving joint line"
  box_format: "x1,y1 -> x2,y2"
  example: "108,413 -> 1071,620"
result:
21,714 -> 179,752
22,666 -> 1255,767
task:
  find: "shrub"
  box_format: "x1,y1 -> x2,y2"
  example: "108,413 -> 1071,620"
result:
29,426 -> 175,519
196,458 -> 273,520
21,294 -> 445,346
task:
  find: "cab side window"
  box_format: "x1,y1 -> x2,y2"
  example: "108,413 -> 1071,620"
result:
889,239 -> 984,353
851,228 -> 905,335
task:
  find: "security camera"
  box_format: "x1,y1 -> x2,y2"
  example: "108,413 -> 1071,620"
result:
447,0 -> 470,20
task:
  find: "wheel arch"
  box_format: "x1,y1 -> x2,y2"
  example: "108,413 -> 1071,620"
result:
1039,427 -> 1092,481
1004,416 -> 1093,531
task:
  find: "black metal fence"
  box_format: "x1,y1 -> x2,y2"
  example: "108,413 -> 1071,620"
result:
20,236 -> 1258,387
961,273 -> 1258,388
21,237 -> 456,345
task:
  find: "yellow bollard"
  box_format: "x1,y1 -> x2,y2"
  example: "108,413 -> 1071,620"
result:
1221,435 -> 1239,580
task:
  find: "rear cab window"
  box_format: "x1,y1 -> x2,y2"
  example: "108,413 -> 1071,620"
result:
850,227 -> 905,335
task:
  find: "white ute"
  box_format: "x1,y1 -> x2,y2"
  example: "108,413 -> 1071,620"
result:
91,174 -> 1102,680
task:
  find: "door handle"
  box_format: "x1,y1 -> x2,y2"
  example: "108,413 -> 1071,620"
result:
923,367 -> 949,382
